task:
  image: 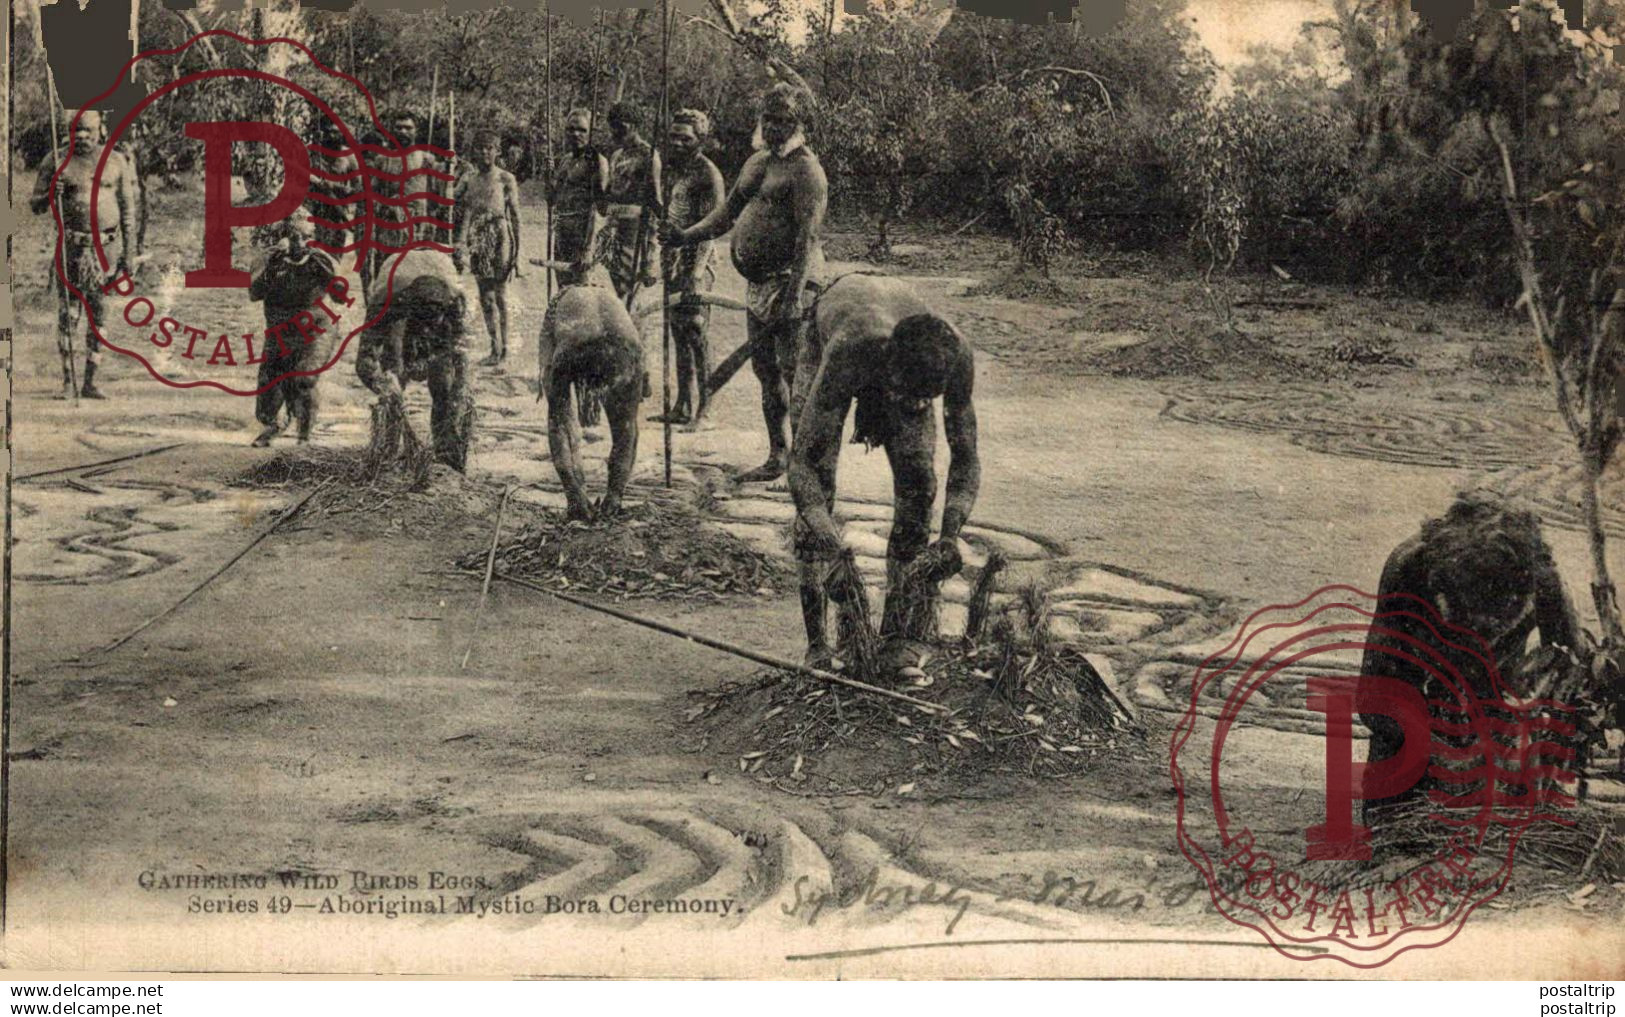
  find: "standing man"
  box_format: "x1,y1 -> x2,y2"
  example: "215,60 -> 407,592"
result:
602,101 -> 661,304
548,108 -> 608,288
31,109 -> 139,400
662,81 -> 828,483
307,118 -> 361,256
785,275 -> 980,671
653,108 -> 726,426
247,217 -> 343,447
454,129 -> 523,367
369,110 -> 436,282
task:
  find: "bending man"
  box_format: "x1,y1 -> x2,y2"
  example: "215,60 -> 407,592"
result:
787,275 -> 980,670
356,249 -> 475,472
538,270 -> 645,521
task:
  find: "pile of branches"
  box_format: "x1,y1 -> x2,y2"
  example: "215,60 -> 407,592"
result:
231,445 -> 464,526
689,567 -> 1145,795
458,501 -> 792,603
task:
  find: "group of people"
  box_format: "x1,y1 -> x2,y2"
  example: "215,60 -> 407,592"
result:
32,73 -> 985,675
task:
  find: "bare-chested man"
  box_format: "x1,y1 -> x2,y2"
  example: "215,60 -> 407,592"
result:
603,102 -> 662,304
356,250 -> 475,472
31,109 -> 138,399
368,111 -> 438,282
307,118 -> 361,256
652,108 -> 726,427
787,275 -> 980,670
662,82 -> 827,482
1358,492 -> 1579,831
537,268 -> 646,521
454,129 -> 523,367
548,108 -> 608,289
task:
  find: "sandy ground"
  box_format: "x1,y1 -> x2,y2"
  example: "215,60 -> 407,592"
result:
4,180 -> 1623,978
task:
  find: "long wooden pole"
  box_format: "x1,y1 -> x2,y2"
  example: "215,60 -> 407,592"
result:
487,570 -> 949,714
45,69 -> 78,406
544,1 -> 555,305
659,0 -> 673,488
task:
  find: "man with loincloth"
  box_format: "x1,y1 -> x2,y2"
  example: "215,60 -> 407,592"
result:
662,81 -> 828,483
31,109 -> 139,400
367,110 -> 438,283
548,108 -> 608,289
306,118 -> 361,256
786,275 -> 981,670
1358,492 -> 1580,832
602,101 -> 662,304
247,217 -> 345,447
453,129 -> 523,368
355,249 -> 475,472
651,109 -> 726,427
538,270 -> 647,521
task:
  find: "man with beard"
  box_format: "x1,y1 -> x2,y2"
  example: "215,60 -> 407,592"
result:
662,82 -> 827,483
786,275 -> 980,670
30,109 -> 139,400
652,108 -> 726,427
454,129 -> 523,367
306,118 -> 361,256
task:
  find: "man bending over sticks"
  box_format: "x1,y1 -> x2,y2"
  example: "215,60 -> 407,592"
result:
537,267 -> 646,521
787,275 -> 980,671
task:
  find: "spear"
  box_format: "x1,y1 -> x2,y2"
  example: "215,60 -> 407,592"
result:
426,65 -> 440,246
659,0 -> 673,488
46,68 -> 78,407
544,0 -> 555,305
448,90 -> 459,249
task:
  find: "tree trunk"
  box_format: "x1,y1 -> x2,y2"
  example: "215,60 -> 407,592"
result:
1583,449 -> 1625,643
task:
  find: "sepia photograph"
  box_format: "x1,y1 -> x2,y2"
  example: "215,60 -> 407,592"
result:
3,0 -> 1623,984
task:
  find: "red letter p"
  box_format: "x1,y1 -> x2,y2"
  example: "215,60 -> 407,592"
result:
1306,675 -> 1432,861
186,121 -> 311,288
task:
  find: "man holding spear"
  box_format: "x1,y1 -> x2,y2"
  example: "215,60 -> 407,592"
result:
31,108 -> 139,401
661,80 -> 828,483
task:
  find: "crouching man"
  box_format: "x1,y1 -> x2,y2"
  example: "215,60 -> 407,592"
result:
1358,492 -> 1579,831
787,274 -> 980,670
355,249 -> 475,472
537,271 -> 646,521
248,217 -> 343,447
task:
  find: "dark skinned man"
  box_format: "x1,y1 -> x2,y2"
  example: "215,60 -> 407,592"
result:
31,109 -> 138,400
603,101 -> 662,305
786,274 -> 980,671
661,82 -> 827,483
453,129 -> 523,368
537,266 -> 645,522
651,108 -> 726,427
548,108 -> 608,289
247,216 -> 344,447
1358,491 -> 1580,831
356,249 -> 475,472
